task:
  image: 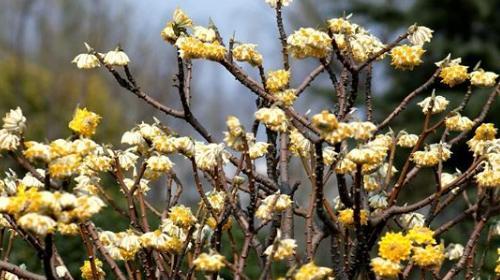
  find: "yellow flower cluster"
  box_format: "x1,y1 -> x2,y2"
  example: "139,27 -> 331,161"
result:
338,208 -> 368,227
255,107 -> 289,132
160,8 -> 193,43
266,69 -> 290,93
256,192 -> 292,220
329,17 -> 386,63
264,237 -> 297,260
293,262 -> 333,280
440,64 -> 469,87
378,232 -> 412,262
370,257 -> 401,278
412,243 -> 445,267
445,114 -> 473,132
372,227 -> 445,277
169,205 -> 197,228
287,28 -> 332,59
397,133 -> 419,148
232,44 -> 263,66
175,36 -> 226,61
390,45 -> 425,70
192,26 -> 216,42
289,129 -> 311,158
311,110 -> 339,135
411,143 -> 452,167
470,69 -> 498,87
68,107 -> 101,137
467,123 -> 497,156
81,258 -> 105,280
194,142 -> 227,171
273,89 -> 297,107
0,185 -> 105,236
193,252 -> 226,272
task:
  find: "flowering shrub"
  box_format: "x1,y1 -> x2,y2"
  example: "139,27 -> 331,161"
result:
0,1 -> 499,279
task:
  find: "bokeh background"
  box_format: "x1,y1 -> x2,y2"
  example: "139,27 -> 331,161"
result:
0,0 -> 498,278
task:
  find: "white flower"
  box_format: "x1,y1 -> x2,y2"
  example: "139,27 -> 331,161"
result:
17,213 -> 57,236
55,266 -> 70,278
248,142 -> 269,159
2,107 -> 26,133
417,95 -> 449,114
408,25 -> 433,46
368,193 -> 388,209
400,212 -> 425,229
193,26 -> 216,42
0,129 -> 20,151
103,49 -> 130,66
146,155 -> 174,172
72,53 -> 100,69
121,130 -> 145,146
118,148 -> 139,170
444,243 -> 464,260
21,170 -> 44,188
265,0 -> 293,8
194,142 -> 226,171
492,220 -> 500,236
123,178 -> 150,193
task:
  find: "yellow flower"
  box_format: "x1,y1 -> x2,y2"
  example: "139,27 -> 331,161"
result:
470,69 -> 498,87
255,107 -> 288,132
412,243 -> 445,267
287,28 -> 332,59
378,232 -> 412,262
264,238 -> 297,260
294,262 -> 333,280
266,69 -> 290,93
273,89 -> 297,107
68,107 -> 101,137
80,258 -> 105,280
370,257 -> 401,278
475,166 -> 500,188
328,17 -> 355,35
397,133 -> 419,148
175,36 -> 226,61
338,208 -> 368,227
445,114 -> 473,132
232,44 -> 263,66
407,226 -> 436,245
193,252 -> 225,272
390,45 -> 425,70
440,64 -> 468,87
169,205 -> 196,228
311,110 -> 339,134
471,123 -> 496,141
